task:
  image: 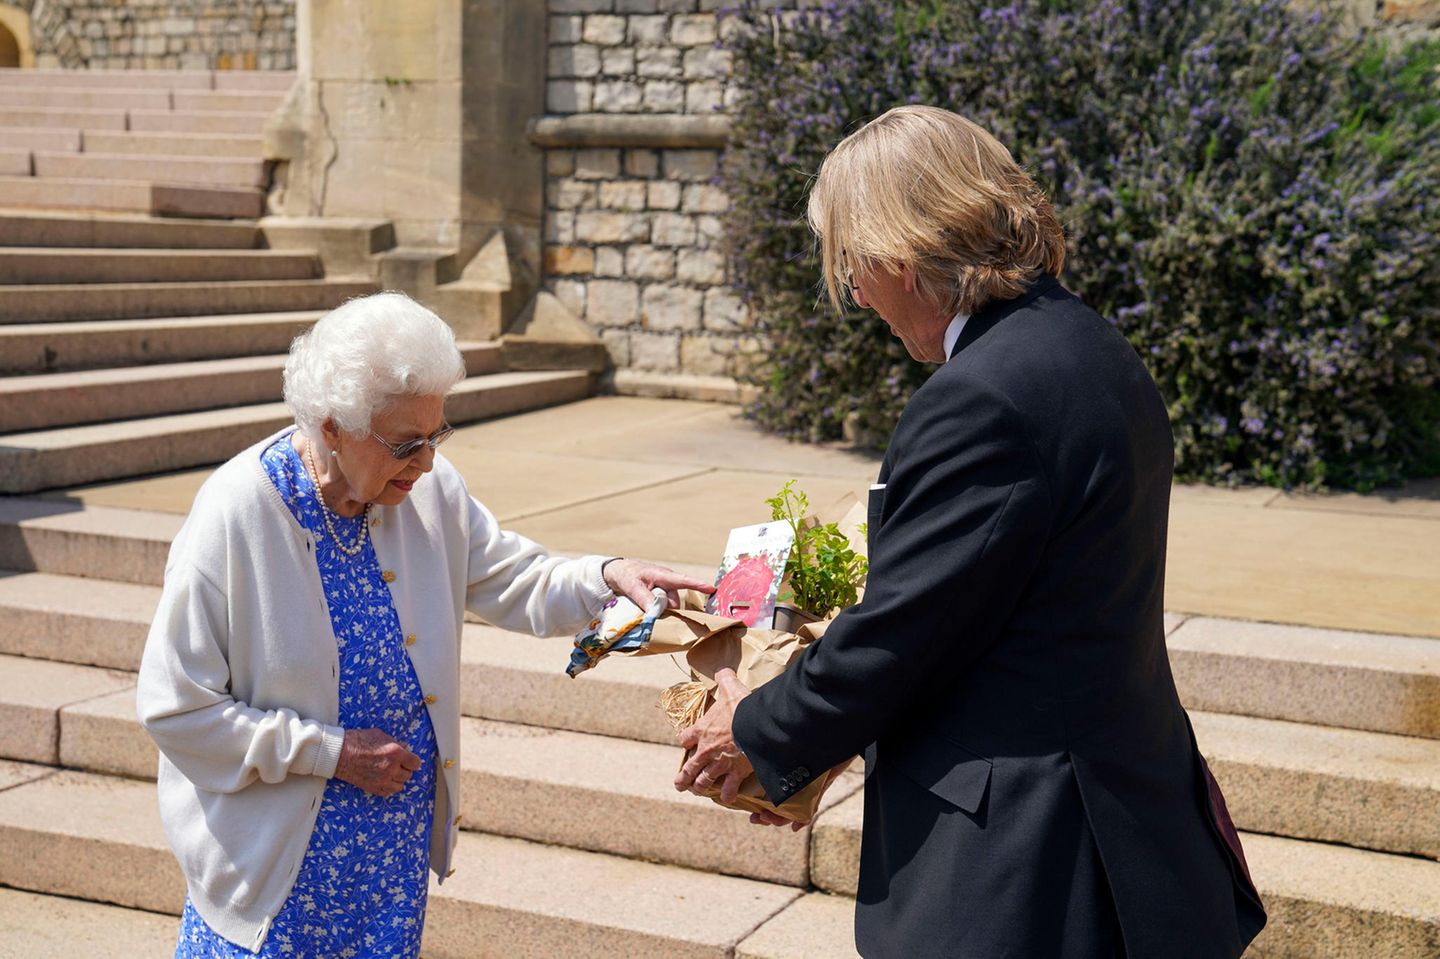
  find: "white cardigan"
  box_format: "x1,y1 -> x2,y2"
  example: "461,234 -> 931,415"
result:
136,428 -> 612,950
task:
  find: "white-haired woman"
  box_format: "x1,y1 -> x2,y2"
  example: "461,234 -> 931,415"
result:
138,292 -> 707,958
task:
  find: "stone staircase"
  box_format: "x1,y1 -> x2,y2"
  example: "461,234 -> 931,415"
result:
0,204 -> 595,495
0,67 -> 291,218
0,494 -> 1437,956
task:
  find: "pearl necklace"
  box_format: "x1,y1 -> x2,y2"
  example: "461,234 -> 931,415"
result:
303,441 -> 371,558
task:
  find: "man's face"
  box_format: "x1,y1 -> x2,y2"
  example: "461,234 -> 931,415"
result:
850,264 -> 949,363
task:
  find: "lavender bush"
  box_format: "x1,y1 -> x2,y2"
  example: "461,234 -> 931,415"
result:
720,0 -> 1439,489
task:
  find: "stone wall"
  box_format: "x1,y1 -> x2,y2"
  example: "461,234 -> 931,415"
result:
539,1 -> 754,385
536,0 -> 1438,390
5,0 -> 295,70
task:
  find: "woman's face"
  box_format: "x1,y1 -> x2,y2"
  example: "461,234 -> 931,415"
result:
322,394 -> 447,511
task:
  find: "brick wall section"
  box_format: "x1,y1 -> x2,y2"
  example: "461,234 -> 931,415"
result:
17,0 -> 295,70
542,0 -> 755,379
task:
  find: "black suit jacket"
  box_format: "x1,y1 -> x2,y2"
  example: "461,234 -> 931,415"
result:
734,278 -> 1266,958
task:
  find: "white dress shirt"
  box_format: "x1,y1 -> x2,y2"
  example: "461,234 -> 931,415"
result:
943,313 -> 970,360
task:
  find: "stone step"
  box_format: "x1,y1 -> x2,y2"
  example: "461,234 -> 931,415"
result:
0,277 -> 377,323
126,109 -> 275,136
0,500 -> 181,588
19,650 -> 1434,862
0,68 -> 215,90
0,176 -> 264,218
460,623 -> 686,747
0,571 -> 157,671
810,792 -> 1440,958
0,107 -> 128,131
0,147 -> 30,175
0,211 -> 258,250
0,369 -> 593,494
737,893 -> 860,959
30,674 -> 856,885
170,90 -> 286,114
82,130 -> 264,159
0,248 -> 318,285
0,311 -> 320,375
0,87 -> 173,112
33,152 -> 268,189
212,72 -> 297,93
0,655 -> 135,766
0,767 -> 802,959
0,128 -> 83,152
0,342 -> 502,432
0,887 -> 178,958
1192,709 -> 1440,858
1171,616 -> 1440,740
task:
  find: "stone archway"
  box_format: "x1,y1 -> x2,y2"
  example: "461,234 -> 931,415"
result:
0,4 -> 36,68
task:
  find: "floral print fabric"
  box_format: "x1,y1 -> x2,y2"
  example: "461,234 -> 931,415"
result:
175,435 -> 437,958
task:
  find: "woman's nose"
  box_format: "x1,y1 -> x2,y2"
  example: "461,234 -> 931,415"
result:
414,445 -> 436,473
852,284 -> 870,309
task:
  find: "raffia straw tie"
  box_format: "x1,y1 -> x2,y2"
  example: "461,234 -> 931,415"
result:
659,681 -> 710,729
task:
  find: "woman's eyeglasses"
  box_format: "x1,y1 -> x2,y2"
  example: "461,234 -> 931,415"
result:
370,423 -> 455,460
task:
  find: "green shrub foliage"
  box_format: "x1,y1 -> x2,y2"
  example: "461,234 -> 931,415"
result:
720,0 -> 1439,489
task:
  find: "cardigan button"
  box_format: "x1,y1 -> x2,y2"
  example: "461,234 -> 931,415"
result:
446,868 -> 457,878
443,758 -> 455,769
424,694 -> 437,705
405,634 -> 417,647
454,814 -> 462,826
382,570 -> 396,583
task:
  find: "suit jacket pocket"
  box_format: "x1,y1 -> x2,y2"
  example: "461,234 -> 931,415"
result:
887,732 -> 992,814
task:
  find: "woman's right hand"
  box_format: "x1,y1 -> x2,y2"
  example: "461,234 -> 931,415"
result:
335,728 -> 422,797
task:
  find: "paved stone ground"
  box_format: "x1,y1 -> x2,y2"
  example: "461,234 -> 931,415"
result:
41,395 -> 1440,639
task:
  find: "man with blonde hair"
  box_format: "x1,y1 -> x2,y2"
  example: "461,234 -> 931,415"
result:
678,106 -> 1266,957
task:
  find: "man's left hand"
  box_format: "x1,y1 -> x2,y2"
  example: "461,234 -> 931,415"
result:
603,558 -> 714,610
675,667 -> 753,803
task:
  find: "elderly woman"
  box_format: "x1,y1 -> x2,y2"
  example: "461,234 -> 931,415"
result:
138,292 -> 705,958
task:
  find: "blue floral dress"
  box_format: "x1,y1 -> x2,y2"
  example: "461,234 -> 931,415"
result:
176,435 -> 438,958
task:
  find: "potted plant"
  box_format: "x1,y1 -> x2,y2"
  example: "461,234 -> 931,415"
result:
766,479 -> 868,632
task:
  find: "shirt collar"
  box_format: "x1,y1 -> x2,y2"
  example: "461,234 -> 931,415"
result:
943,312 -> 970,360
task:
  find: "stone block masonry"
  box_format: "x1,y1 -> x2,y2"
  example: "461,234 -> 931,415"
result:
14,0 -> 296,70
540,0 -> 759,382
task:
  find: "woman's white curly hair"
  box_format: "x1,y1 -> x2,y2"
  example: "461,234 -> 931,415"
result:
283,291 -> 466,445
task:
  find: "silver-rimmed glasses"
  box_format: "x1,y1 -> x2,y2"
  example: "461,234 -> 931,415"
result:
370,423 -> 455,460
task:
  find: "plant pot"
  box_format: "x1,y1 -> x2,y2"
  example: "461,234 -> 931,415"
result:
772,601 -> 821,634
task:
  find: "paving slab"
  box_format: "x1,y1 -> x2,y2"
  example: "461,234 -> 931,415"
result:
737,892 -> 860,959
1170,618 -> 1440,739
507,469 -> 869,566
459,717 -> 860,886
1166,496 -> 1440,638
0,769 -> 182,914
0,760 -> 54,793
1194,710 -> 1440,857
423,831 -> 801,959
0,887 -> 177,958
1269,477 -> 1440,521
0,655 -> 135,764
60,688 -> 155,782
442,447 -> 710,524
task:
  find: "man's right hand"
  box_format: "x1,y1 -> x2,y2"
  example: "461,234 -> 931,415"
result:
335,728 -> 421,797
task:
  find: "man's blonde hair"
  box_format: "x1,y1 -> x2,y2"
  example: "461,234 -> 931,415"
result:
808,105 -> 1066,317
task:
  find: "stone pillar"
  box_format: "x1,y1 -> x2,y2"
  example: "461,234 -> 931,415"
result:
269,0 -> 549,337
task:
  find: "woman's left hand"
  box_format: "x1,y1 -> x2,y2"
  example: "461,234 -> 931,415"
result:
603,558 -> 714,609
